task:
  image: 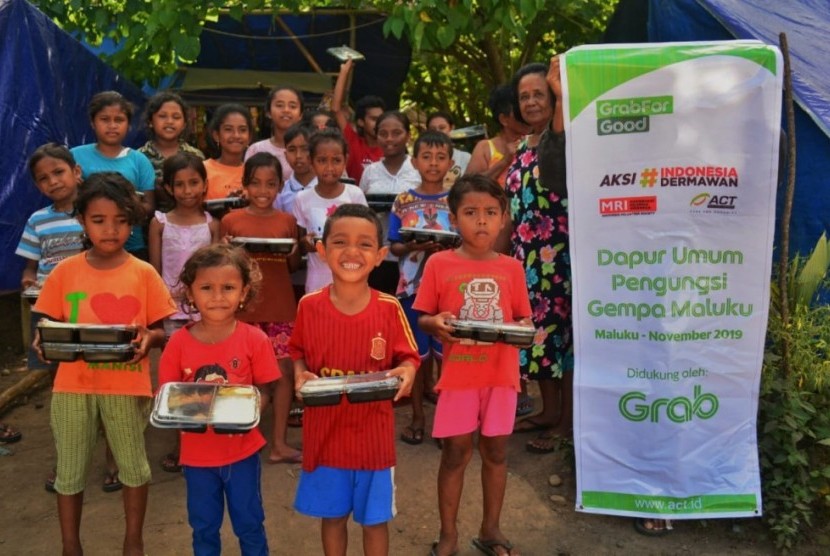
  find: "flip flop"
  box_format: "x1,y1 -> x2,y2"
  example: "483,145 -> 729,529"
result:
515,393 -> 534,417
102,471 -> 123,493
471,536 -> 515,556
512,417 -> 551,434
160,452 -> 182,473
267,451 -> 303,464
429,540 -> 458,556
287,407 -> 304,428
526,431 -> 561,454
400,426 -> 425,445
0,424 -> 21,444
633,518 -> 673,537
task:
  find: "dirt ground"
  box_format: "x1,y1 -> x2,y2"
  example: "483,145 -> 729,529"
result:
0,295 -> 821,555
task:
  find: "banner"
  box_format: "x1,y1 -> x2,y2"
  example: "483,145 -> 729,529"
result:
564,41 -> 782,519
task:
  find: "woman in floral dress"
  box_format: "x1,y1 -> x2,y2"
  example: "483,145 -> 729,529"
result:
505,57 -> 573,453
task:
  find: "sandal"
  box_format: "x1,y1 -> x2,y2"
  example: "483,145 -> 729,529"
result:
287,407 -> 304,428
102,471 -> 123,493
45,470 -> 57,493
0,424 -> 21,444
400,426 -> 424,445
525,430 -> 561,454
515,393 -> 534,417
512,417 -> 551,434
471,536 -> 516,555
160,452 -> 182,473
633,518 -> 673,537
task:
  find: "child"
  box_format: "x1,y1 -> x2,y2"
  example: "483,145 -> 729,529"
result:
16,144 -> 85,368
360,111 -> 421,294
246,86 -> 304,181
221,152 -> 302,465
302,108 -> 337,131
70,90 -> 156,259
158,244 -> 279,555
388,131 -> 455,445
204,104 -> 252,200
291,203 -> 419,555
426,111 -> 472,187
138,91 -> 204,212
33,172 -> 175,556
465,84 -> 530,187
15,143 -> 85,491
276,124 -> 317,215
414,175 -> 532,556
148,152 -> 220,473
332,58 -> 386,183
292,128 -> 367,293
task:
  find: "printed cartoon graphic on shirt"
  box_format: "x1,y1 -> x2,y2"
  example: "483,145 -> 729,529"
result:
459,278 -> 503,323
195,364 -> 230,383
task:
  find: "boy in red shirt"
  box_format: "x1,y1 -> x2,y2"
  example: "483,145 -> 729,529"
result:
415,174 -> 532,556
291,204 -> 419,555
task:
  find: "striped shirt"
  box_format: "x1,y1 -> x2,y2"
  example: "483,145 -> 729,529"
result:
15,205 -> 84,283
289,287 -> 419,471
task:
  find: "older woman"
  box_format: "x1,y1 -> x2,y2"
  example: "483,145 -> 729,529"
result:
505,57 -> 572,454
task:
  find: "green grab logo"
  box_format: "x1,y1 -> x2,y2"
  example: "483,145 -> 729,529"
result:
619,384 -> 719,423
596,95 -> 672,136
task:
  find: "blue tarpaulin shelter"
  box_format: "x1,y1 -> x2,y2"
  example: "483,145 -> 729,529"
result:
606,0 -> 830,258
0,0 -> 146,291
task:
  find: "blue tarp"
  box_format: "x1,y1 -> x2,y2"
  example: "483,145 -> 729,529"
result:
646,0 -> 830,257
0,0 -> 146,291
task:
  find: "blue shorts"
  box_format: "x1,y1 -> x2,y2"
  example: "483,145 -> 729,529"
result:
400,295 -> 442,359
294,466 -> 396,526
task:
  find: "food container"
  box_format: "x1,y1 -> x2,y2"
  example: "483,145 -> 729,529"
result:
344,372 -> 400,403
230,237 -> 296,254
40,343 -> 136,363
299,376 -> 347,407
299,372 -> 400,406
203,197 -> 248,212
326,45 -> 365,61
37,320 -> 137,344
449,320 -> 535,347
21,285 -> 41,299
41,342 -> 81,362
365,193 -> 397,212
151,382 -> 261,433
398,227 -> 460,247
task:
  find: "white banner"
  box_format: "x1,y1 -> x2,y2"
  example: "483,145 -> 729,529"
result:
564,41 -> 782,519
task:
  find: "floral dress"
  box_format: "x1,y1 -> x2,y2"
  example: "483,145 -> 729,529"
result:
505,139 -> 573,380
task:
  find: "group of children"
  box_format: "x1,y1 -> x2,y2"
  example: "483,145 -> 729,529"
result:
15,74 -> 531,556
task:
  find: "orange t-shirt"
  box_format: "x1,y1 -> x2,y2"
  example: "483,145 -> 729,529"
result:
34,253 -> 176,396
204,159 -> 244,200
221,208 -> 298,323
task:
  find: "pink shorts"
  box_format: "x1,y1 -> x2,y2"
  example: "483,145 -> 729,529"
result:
253,321 -> 294,360
432,387 -> 517,438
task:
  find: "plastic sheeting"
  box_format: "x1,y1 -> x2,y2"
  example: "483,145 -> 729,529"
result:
645,0 -> 830,259
0,0 -> 146,292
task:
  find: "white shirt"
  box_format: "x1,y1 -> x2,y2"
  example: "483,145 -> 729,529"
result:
292,184 -> 367,292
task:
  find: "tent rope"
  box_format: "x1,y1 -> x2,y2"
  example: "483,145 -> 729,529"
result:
201,17 -> 384,40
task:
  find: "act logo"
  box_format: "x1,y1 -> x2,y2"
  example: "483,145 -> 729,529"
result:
690,193 -> 737,211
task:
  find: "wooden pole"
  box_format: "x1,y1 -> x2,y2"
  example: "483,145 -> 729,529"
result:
0,370 -> 50,415
777,32 -> 797,378
274,16 -> 325,75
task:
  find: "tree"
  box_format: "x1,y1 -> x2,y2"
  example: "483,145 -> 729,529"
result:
33,0 -> 616,124
379,0 -> 618,125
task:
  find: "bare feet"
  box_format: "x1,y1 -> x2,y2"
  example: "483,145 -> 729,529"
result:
267,446 -> 302,464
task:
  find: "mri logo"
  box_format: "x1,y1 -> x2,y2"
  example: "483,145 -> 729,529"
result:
596,95 -> 673,136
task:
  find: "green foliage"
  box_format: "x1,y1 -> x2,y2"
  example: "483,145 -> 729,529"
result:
384,0 -> 617,125
33,0 -> 616,126
760,236 -> 830,550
